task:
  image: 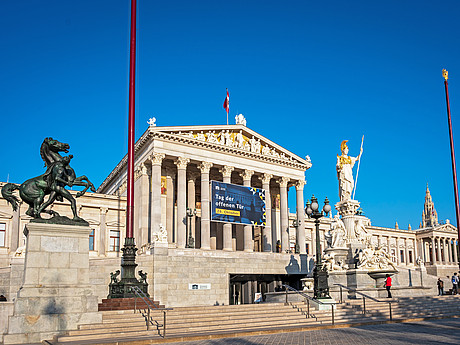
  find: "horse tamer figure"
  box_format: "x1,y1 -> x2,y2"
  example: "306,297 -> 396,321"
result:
1,137 -> 96,223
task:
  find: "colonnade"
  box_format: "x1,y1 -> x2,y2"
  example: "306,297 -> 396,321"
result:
423,236 -> 459,265
144,153 -> 307,253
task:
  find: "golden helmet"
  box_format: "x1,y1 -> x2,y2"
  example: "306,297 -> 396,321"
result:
340,140 -> 348,153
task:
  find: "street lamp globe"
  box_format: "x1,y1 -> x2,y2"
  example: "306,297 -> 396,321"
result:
311,197 -> 319,212
323,198 -> 331,215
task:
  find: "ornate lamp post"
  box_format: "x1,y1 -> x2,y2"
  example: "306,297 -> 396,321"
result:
306,195 -> 331,299
292,219 -> 300,254
186,208 -> 196,248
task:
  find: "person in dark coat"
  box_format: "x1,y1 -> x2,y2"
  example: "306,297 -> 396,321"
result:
437,278 -> 444,296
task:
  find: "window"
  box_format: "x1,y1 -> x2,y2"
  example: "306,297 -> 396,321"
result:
89,229 -> 95,251
408,250 -> 413,264
391,249 -> 396,263
400,250 -> 405,263
109,230 -> 120,252
0,223 -> 5,247
306,243 -> 309,255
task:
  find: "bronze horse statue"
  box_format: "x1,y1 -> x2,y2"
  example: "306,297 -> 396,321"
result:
1,137 -> 96,221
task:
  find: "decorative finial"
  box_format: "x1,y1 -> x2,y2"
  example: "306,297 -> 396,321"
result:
442,69 -> 448,81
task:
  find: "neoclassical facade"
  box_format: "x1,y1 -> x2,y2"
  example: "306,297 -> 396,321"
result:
97,124 -> 311,255
0,124 -> 458,306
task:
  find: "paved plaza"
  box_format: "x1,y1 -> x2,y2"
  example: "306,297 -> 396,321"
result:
167,318 -> 460,345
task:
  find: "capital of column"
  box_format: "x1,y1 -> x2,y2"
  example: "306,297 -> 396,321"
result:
278,176 -> 290,188
150,152 -> 165,165
199,161 -> 213,174
259,173 -> 273,185
220,165 -> 234,178
100,207 -> 108,215
240,169 -> 254,181
175,157 -> 190,170
141,162 -> 149,175
295,179 -> 306,190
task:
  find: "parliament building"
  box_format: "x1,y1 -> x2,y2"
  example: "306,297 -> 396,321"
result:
0,122 -> 458,307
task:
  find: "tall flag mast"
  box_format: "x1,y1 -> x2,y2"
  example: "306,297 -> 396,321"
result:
223,88 -> 229,125
126,0 -> 137,240
442,69 -> 460,268
107,0 -> 149,299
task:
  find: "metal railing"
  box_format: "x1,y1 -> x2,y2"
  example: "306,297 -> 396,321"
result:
129,286 -> 173,337
282,284 -> 337,324
334,284 -> 392,321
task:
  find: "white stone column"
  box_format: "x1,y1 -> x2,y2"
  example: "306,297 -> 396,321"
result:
187,173 -> 197,247
150,153 -> 165,242
10,206 -> 20,253
436,237 -> 442,264
199,162 -> 213,250
98,207 -> 108,256
396,237 -> 401,265
138,162 -> 150,247
431,237 -> 436,264
295,180 -> 306,254
241,170 -> 254,252
405,238 -> 410,265
165,168 -> 175,244
414,238 -> 418,262
454,238 -> 458,265
220,166 -> 234,251
175,157 -> 189,248
260,173 -> 273,252
279,177 -> 290,252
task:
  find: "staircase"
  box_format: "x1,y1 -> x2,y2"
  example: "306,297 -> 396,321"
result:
56,295 -> 460,344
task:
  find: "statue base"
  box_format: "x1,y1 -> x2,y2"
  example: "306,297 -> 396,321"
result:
3,223 -> 101,345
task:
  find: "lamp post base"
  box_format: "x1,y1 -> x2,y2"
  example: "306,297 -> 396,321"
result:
313,265 -> 331,299
108,237 -> 148,299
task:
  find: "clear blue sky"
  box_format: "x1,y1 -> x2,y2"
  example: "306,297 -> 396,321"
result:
1,1 -> 460,229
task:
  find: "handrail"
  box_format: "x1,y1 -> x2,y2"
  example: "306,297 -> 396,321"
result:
129,286 -> 173,337
282,284 -> 336,324
334,283 -> 392,321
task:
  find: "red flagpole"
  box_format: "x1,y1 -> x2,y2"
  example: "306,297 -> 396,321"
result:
126,0 -> 137,239
443,69 -> 460,268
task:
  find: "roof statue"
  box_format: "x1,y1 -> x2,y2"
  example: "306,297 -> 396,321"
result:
147,117 -> 157,126
1,137 -> 95,225
336,139 -> 363,201
235,113 -> 247,126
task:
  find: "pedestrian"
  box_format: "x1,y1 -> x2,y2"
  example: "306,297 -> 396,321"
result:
437,278 -> 444,296
452,273 -> 459,295
385,274 -> 392,298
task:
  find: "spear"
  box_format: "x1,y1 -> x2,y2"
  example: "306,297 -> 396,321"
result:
352,135 -> 364,200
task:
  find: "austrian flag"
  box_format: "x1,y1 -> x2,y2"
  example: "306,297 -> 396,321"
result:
223,89 -> 229,114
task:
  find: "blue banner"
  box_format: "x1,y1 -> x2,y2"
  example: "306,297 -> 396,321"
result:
211,181 -> 266,226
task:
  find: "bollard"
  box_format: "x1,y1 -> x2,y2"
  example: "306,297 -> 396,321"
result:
389,302 -> 392,321
331,304 -> 335,325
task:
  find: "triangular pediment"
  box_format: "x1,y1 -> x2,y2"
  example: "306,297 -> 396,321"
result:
434,223 -> 457,232
150,124 -> 311,168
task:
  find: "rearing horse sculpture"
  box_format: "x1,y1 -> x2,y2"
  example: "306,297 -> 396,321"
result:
1,138 -> 96,222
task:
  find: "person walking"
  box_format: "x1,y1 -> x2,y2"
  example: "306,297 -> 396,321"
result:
452,273 -> 459,295
437,278 -> 444,296
385,274 -> 392,298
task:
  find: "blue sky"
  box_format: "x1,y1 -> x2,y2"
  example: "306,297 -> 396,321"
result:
1,1 -> 460,229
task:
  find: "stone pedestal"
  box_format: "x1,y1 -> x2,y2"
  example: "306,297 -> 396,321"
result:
3,223 -> 102,344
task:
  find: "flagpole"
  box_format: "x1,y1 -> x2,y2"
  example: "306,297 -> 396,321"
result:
352,135 -> 364,200
442,69 -> 460,269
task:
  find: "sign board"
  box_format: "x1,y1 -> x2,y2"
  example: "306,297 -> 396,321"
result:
211,181 -> 266,226
189,283 -> 211,290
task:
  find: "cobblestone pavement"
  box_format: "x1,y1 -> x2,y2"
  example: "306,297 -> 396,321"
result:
168,318 -> 460,345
